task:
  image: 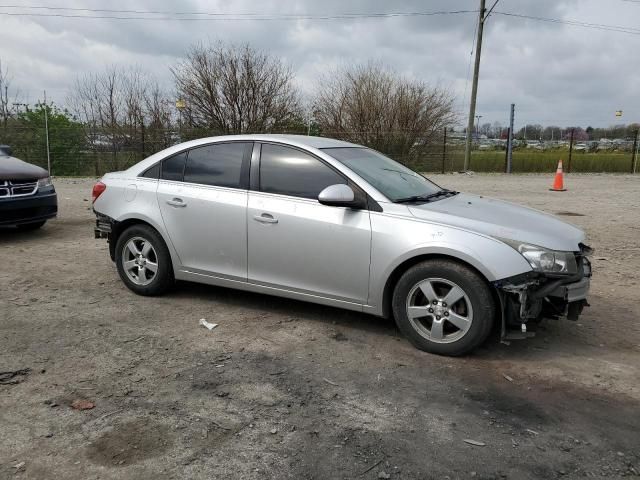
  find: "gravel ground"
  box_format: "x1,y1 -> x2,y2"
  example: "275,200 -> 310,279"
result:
1,173 -> 639,480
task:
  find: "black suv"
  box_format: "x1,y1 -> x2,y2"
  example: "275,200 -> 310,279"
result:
0,145 -> 57,230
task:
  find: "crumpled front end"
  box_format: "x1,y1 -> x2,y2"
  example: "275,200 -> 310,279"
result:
493,244 -> 593,340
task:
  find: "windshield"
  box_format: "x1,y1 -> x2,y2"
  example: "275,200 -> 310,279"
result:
322,147 -> 442,202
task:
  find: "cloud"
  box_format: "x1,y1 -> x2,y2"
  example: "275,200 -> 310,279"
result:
0,0 -> 637,127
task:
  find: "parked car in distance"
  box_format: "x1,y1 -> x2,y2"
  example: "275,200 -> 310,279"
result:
0,145 -> 57,230
93,135 -> 592,356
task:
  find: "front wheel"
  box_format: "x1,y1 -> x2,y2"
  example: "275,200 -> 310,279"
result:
115,224 -> 174,296
392,259 -> 495,356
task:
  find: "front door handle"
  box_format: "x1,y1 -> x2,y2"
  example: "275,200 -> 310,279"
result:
253,213 -> 278,224
166,198 -> 187,208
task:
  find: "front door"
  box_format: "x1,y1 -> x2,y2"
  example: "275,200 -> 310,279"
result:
247,143 -> 371,304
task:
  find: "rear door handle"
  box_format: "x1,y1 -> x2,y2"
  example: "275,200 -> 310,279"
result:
253,213 -> 278,224
166,198 -> 187,207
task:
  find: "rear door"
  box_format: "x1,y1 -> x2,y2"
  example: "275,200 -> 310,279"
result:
247,143 -> 371,304
157,142 -> 252,280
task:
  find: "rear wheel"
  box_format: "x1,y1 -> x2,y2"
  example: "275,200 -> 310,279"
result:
392,259 -> 495,356
16,220 -> 46,231
115,224 -> 173,296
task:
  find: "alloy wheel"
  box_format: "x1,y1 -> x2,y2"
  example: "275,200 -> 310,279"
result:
121,236 -> 159,286
405,277 -> 474,344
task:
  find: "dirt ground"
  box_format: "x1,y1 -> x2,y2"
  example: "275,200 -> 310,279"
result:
1,173 -> 639,480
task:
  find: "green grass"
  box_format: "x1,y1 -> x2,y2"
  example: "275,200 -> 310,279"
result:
474,150 -> 633,173
407,149 -> 636,173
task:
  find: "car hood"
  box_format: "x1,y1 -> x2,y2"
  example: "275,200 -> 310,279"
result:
408,193 -> 585,251
0,155 -> 49,180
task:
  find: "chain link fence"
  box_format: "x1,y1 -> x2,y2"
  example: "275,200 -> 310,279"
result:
1,125 -> 637,176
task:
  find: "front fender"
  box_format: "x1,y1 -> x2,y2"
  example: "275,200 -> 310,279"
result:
367,211 -> 532,313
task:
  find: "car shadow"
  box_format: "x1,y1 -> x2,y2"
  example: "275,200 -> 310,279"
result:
0,225 -> 51,243
165,280 -> 628,363
170,280 -> 399,337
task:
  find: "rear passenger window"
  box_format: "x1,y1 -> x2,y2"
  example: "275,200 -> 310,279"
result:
161,152 -> 187,182
183,143 -> 248,189
259,144 -> 346,199
140,163 -> 160,179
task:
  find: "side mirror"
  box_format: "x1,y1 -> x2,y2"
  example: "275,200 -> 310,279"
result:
0,145 -> 12,156
318,184 -> 363,208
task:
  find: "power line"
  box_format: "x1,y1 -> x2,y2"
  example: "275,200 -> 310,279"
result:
485,0 -> 500,18
1,4 -> 637,37
0,4 -> 467,17
493,11 -> 640,36
2,5 -> 263,15
0,8 -> 478,21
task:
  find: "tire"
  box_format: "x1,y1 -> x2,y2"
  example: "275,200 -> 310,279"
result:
392,259 -> 495,356
115,224 -> 174,296
16,220 -> 46,231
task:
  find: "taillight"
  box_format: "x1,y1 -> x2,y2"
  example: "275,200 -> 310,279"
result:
92,181 -> 107,203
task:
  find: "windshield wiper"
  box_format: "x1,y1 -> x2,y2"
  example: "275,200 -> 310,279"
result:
394,190 -> 458,204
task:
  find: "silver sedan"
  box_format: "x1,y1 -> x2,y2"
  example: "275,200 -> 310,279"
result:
93,135 -> 592,356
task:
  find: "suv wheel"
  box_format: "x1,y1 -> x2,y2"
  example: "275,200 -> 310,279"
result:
115,224 -> 174,296
392,259 -> 495,356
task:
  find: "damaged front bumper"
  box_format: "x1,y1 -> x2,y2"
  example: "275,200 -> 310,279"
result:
493,253 -> 592,340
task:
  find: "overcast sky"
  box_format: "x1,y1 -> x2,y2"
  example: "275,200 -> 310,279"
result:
1,0 -> 639,129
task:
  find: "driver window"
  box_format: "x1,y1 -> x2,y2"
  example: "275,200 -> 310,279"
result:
259,144 -> 346,200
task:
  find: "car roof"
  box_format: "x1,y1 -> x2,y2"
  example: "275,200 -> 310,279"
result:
248,134 -> 360,149
179,134 -> 361,150
122,134 -> 366,182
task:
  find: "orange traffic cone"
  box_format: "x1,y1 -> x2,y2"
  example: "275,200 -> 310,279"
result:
550,160 -> 566,191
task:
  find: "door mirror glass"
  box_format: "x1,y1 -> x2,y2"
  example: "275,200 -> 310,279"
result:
318,184 -> 359,208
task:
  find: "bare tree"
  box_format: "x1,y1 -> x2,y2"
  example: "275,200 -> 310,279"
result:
0,59 -> 21,129
480,122 -> 492,137
144,83 -> 173,150
172,42 -> 302,133
313,63 -> 456,157
69,66 -> 172,169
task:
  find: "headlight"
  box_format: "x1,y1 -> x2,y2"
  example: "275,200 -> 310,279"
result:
500,239 -> 577,275
37,177 -> 52,188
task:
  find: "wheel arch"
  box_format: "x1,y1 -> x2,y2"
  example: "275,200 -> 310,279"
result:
109,216 -> 174,263
381,253 -> 499,320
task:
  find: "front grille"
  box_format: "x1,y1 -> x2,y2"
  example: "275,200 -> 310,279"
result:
0,179 -> 38,198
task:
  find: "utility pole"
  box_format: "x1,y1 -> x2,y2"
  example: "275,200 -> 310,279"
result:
504,127 -> 510,172
43,90 -> 51,175
442,127 -> 447,174
140,110 -> 146,158
507,103 -> 514,174
568,128 -> 575,173
632,128 -> 639,174
175,99 -> 186,142
463,0 -> 488,171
